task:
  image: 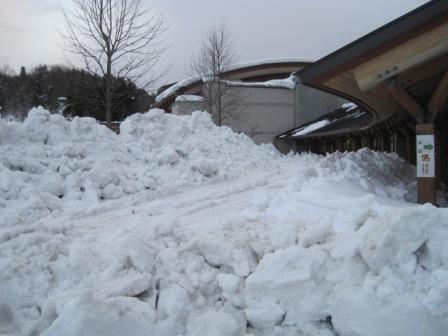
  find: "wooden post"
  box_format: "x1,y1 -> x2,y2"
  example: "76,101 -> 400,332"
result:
436,130 -> 442,190
416,124 -> 436,205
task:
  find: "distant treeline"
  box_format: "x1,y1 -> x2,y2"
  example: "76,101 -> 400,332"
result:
0,65 -> 154,121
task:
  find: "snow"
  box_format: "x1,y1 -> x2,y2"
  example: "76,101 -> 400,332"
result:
226,76 -> 296,90
292,119 -> 331,136
341,102 -> 358,111
1,107 -> 448,336
227,58 -> 315,71
290,105 -> 366,137
0,107 -> 278,230
155,76 -> 200,103
155,58 -> 311,103
175,95 -> 204,102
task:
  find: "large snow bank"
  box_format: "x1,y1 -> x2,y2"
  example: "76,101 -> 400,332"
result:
0,107 -> 279,230
2,107 -> 447,336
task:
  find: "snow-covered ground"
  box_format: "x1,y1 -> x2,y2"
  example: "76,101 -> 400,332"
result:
1,108 -> 447,336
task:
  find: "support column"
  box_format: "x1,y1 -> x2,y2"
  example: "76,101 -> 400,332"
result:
436,130 -> 442,190
416,124 -> 436,205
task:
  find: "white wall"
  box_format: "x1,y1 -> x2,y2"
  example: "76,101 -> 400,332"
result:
225,86 -> 295,144
295,82 -> 348,126
171,82 -> 347,146
172,100 -> 204,116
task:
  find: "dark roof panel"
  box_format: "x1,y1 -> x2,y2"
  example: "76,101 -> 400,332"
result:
277,104 -> 372,139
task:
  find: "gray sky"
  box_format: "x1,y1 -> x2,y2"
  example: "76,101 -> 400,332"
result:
0,0 -> 429,88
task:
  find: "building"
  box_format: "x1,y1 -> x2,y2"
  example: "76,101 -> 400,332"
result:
276,0 -> 448,205
154,59 -> 347,144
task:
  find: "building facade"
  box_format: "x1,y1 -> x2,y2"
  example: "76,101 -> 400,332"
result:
156,60 -> 346,145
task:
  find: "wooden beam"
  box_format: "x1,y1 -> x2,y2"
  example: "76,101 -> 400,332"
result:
429,70 -> 448,122
353,22 -> 448,92
388,82 -> 425,123
396,53 -> 448,88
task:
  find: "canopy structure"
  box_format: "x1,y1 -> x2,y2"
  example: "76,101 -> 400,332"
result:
295,0 -> 448,128
292,0 -> 448,205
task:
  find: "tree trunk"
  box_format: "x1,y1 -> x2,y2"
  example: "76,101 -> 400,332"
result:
105,57 -> 112,126
217,80 -> 222,126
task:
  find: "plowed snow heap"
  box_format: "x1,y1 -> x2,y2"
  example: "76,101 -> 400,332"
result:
0,107 -> 279,228
1,107 -> 447,336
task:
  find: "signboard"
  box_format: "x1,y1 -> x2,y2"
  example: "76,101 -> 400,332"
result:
416,135 -> 435,178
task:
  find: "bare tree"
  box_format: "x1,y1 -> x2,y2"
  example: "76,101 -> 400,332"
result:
191,24 -> 245,126
62,0 -> 166,125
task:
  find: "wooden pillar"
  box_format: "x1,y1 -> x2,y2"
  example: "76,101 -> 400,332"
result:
416,124 -> 436,205
351,134 -> 361,151
382,130 -> 391,152
442,129 -> 448,185
436,130 -> 442,190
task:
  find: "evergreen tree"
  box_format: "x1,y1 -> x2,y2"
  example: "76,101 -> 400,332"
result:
19,66 -> 26,78
0,64 -> 152,120
31,65 -> 50,108
0,75 -> 7,115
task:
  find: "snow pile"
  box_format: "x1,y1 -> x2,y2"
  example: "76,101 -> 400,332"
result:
1,108 -> 447,336
0,107 -> 279,230
245,204 -> 448,336
293,149 -> 416,199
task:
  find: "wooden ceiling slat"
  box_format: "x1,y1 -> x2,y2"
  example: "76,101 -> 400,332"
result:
387,82 -> 425,123
396,53 -> 448,88
429,70 -> 448,122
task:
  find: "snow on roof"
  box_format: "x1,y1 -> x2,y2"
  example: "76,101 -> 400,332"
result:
175,95 -> 204,102
292,119 -> 331,137
155,76 -> 200,103
155,58 -> 314,103
226,76 -> 296,90
341,102 -> 358,111
227,58 -> 315,71
281,103 -> 367,139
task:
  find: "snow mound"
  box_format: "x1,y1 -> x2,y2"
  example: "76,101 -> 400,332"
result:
246,206 -> 448,336
0,107 -> 279,229
3,107 -> 447,336
289,149 -> 416,200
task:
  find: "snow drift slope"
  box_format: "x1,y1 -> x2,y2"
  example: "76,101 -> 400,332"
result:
1,108 -> 447,336
0,107 -> 278,229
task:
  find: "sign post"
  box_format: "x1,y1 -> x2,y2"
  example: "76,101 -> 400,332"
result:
416,134 -> 435,178
416,124 -> 436,205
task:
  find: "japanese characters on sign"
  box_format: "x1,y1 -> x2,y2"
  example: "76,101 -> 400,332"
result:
416,135 -> 435,178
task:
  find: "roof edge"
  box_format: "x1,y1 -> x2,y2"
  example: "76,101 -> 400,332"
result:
295,0 -> 448,83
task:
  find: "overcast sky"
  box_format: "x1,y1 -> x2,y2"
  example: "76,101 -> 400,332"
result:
0,0 -> 429,89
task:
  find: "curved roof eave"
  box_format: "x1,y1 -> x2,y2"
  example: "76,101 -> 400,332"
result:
295,0 -> 448,84
154,59 -> 313,106
293,0 -> 448,129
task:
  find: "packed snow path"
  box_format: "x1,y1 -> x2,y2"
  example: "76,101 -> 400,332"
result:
1,109 -> 448,336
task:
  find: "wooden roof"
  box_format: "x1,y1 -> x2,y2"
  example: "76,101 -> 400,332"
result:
295,0 -> 448,128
